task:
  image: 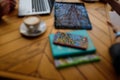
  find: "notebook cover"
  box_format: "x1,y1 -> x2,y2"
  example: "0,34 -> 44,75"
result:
53,32 -> 88,49
55,54 -> 100,69
49,30 -> 96,58
54,2 -> 92,29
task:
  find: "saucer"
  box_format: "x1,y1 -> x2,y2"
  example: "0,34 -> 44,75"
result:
20,21 -> 47,37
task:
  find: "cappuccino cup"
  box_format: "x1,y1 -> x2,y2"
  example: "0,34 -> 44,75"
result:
23,16 -> 40,33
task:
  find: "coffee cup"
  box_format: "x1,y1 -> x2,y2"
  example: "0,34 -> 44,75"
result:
23,16 -> 40,33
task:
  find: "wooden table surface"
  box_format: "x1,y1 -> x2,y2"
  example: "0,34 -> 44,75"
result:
0,0 -> 118,80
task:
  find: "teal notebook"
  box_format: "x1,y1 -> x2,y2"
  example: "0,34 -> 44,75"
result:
49,30 -> 96,58
54,54 -> 100,69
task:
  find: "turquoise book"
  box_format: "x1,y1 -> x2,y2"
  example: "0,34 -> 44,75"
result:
49,30 -> 96,59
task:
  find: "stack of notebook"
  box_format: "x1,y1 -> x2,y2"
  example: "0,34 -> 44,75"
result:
49,30 -> 100,69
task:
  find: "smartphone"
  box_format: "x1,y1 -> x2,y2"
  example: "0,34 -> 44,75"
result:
53,32 -> 88,49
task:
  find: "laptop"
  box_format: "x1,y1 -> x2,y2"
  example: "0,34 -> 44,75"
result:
18,0 -> 55,16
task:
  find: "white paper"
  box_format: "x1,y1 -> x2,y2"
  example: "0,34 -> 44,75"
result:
109,11 -> 120,26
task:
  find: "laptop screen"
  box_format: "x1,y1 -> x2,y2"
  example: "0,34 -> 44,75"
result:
48,0 -> 55,10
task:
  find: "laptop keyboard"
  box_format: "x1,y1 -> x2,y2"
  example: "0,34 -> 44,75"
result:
18,0 -> 52,16
32,0 -> 48,12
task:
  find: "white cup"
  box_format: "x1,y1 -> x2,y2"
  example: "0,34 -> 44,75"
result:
23,16 -> 40,33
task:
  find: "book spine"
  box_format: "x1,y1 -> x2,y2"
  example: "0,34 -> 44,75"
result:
55,55 -> 100,69
54,49 -> 96,59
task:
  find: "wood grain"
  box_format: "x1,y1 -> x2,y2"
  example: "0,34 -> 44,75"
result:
0,0 -> 117,80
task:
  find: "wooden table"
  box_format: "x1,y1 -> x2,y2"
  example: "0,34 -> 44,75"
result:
0,0 -> 118,80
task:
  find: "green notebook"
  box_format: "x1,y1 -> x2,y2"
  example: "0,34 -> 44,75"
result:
54,54 -> 100,69
49,30 -> 96,59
